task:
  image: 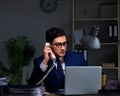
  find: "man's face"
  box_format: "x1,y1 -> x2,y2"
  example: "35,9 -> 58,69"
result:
50,36 -> 67,57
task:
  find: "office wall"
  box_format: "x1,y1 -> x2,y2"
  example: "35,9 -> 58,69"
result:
0,0 -> 72,83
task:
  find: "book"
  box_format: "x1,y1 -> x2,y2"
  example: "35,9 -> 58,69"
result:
108,25 -> 113,37
101,63 -> 115,67
114,25 -> 117,37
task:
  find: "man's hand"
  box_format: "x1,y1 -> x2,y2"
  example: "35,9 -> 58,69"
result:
42,43 -> 55,65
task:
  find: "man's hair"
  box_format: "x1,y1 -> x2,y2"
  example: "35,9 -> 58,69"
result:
45,27 -> 66,43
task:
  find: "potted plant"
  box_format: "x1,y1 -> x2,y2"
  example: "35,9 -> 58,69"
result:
3,35 -> 35,84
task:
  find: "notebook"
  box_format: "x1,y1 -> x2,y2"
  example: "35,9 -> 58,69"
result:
64,66 -> 102,95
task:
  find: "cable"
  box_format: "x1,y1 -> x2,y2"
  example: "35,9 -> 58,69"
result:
36,60 -> 56,85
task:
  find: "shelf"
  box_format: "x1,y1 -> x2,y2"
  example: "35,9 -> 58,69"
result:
102,67 -> 118,70
74,18 -> 118,21
101,43 -> 118,45
74,43 -> 118,47
72,0 -> 119,80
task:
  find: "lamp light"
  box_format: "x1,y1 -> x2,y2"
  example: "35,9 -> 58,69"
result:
80,25 -> 101,49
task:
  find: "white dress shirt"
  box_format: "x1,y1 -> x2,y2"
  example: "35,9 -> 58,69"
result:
40,60 -> 65,74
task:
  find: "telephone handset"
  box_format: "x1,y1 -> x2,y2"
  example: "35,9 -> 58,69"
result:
45,43 -> 56,61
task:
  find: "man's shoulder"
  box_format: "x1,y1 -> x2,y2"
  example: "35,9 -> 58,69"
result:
65,51 -> 87,66
65,51 -> 84,60
66,51 -> 83,56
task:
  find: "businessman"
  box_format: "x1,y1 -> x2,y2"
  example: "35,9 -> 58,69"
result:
28,27 -> 87,92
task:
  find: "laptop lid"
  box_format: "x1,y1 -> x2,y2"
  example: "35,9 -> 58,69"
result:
65,66 -> 102,95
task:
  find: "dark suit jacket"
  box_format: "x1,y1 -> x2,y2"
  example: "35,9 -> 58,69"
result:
28,51 -> 87,92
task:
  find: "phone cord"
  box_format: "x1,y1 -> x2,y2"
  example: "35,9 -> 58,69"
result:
36,61 -> 56,85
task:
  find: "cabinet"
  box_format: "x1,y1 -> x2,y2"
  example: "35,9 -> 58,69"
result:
72,0 -> 120,80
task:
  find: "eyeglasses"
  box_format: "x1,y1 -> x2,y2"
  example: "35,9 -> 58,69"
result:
51,41 -> 68,48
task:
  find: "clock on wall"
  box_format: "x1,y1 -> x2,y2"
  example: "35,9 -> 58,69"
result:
40,0 -> 58,13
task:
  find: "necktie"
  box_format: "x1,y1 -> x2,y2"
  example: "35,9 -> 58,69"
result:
56,59 -> 65,88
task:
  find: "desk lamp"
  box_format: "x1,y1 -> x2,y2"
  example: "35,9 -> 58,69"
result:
80,25 -> 101,49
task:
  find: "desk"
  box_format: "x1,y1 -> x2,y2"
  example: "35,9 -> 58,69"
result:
4,92 -> 120,96
1,85 -> 120,96
3,90 -> 120,96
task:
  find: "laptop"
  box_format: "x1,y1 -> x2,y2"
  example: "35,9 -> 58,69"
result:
64,66 -> 102,95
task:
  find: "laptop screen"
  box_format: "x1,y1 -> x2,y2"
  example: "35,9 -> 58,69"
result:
64,66 -> 102,95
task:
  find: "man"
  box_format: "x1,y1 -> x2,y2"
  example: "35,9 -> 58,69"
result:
28,27 -> 87,92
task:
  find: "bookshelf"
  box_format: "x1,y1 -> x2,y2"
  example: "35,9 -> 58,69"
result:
72,0 -> 120,80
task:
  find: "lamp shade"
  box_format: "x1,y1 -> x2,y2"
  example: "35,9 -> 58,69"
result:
80,25 -> 101,49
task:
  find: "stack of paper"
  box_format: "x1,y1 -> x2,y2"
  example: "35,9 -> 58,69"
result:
0,77 -> 10,86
